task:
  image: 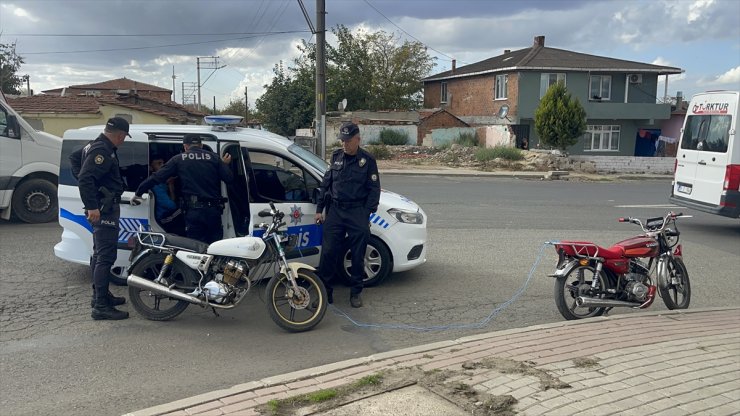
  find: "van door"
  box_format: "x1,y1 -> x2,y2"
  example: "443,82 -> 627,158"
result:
244,149 -> 322,261
0,103 -> 22,205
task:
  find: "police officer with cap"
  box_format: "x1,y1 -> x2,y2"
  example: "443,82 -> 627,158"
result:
134,134 -> 233,244
69,117 -> 131,320
314,122 -> 380,308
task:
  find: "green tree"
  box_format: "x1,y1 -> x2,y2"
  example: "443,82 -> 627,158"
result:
534,83 -> 587,151
255,62 -> 313,136
218,97 -> 259,122
0,42 -> 25,95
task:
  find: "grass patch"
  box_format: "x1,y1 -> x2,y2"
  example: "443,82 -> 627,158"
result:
379,129 -> 409,145
452,132 -> 478,147
353,374 -> 383,388
267,399 -> 279,413
364,144 -> 391,160
306,389 -> 338,403
475,146 -> 524,162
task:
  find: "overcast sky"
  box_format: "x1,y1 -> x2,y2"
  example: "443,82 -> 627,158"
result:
1,0 -> 739,110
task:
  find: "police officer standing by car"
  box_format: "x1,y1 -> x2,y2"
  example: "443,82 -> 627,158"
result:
70,117 -> 131,320
134,134 -> 233,244
314,122 -> 380,308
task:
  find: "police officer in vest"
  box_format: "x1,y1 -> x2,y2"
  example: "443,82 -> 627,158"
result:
70,117 -> 131,320
314,122 -> 380,308
133,134 -> 233,244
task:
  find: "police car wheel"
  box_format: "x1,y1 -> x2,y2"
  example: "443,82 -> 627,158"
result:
11,178 -> 58,224
339,236 -> 392,287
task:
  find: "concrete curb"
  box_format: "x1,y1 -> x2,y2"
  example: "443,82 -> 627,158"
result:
378,168 -> 672,181
123,306 -> 740,416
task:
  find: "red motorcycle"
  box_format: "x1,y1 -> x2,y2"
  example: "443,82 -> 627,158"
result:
549,212 -> 691,320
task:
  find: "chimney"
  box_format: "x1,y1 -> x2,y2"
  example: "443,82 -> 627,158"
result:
451,59 -> 456,73
504,49 -> 511,54
534,35 -> 545,47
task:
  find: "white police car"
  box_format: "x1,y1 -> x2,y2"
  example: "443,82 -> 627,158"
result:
54,117 -> 427,286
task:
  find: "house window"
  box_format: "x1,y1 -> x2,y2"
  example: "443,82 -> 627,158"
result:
540,73 -> 566,98
440,82 -> 448,103
589,75 -> 611,100
584,125 -> 620,151
495,74 -> 507,100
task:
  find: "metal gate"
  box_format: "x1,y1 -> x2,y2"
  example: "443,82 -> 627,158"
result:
510,124 -> 530,149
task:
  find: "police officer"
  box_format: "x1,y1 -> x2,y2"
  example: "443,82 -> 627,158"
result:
314,122 -> 380,308
70,117 -> 131,320
134,134 -> 233,244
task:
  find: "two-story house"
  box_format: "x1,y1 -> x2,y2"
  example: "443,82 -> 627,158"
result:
423,36 -> 683,156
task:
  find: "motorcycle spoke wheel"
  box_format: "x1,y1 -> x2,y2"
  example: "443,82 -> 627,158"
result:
128,253 -> 193,321
266,270 -> 327,332
554,265 -> 609,320
659,257 -> 691,310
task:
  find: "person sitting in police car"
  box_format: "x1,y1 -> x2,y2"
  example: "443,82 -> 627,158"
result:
133,134 -> 233,244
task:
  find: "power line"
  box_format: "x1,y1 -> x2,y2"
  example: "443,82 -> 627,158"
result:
362,0 -> 465,64
19,31 -> 309,55
4,30 -> 309,37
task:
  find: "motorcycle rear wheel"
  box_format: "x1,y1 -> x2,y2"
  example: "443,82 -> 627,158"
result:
128,253 -> 194,321
659,257 -> 691,310
555,265 -> 609,320
266,269 -> 327,332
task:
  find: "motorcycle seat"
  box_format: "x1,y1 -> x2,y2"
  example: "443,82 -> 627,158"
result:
163,234 -> 209,253
557,241 -> 624,259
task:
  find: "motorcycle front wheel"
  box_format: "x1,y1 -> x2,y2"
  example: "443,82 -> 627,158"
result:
128,253 -> 195,321
266,269 -> 327,332
555,265 -> 610,320
658,257 -> 691,310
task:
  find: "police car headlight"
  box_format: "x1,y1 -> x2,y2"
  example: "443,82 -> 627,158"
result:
387,208 -> 423,224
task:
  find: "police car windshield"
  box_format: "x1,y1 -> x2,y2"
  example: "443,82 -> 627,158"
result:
288,144 -> 327,174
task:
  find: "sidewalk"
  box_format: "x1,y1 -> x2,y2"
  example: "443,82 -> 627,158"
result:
377,166 -> 672,181
125,307 -> 740,416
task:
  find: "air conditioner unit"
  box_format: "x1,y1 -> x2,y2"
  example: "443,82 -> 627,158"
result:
628,74 -> 643,84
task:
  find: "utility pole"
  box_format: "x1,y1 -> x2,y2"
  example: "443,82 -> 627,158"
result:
244,86 -> 249,126
213,96 -> 216,114
171,66 -> 177,102
181,81 -> 198,107
298,0 -> 326,158
196,56 -> 226,111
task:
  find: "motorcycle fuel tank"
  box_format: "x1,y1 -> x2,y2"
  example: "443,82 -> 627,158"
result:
207,237 -> 266,259
613,236 -> 659,258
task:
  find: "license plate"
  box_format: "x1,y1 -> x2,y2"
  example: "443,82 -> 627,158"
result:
677,184 -> 692,194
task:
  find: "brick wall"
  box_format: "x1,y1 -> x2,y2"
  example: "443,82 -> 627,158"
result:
425,73 -> 519,121
418,111 -> 469,144
564,156 -> 675,174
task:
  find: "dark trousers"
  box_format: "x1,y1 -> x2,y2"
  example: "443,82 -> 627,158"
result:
185,206 -> 223,244
318,204 -> 369,295
90,206 -> 120,303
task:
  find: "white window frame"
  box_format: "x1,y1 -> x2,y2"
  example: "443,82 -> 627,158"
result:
440,82 -> 448,103
589,75 -> 611,101
494,74 -> 507,100
584,125 -> 620,151
540,73 -> 566,98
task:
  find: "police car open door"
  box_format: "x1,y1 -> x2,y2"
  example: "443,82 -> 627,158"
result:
243,149 -> 321,260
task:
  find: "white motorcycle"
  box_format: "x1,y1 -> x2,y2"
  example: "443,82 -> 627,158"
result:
126,202 -> 327,332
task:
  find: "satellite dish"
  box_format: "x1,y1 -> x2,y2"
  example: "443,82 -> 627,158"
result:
497,104 -> 509,119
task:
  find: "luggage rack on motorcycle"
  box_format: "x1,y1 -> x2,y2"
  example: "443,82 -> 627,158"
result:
135,225 -> 167,249
557,242 -> 602,260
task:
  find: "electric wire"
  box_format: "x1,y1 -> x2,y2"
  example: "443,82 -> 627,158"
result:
327,241 -> 554,332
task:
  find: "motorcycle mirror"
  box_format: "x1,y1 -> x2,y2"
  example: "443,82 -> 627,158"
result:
258,209 -> 272,217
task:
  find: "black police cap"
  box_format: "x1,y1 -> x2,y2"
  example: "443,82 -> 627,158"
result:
106,117 -> 131,137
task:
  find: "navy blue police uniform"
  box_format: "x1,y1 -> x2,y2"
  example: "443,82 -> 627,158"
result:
135,134 -> 233,244
70,118 -> 130,319
316,135 -> 380,304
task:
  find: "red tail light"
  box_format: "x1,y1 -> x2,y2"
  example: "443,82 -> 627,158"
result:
673,158 -> 678,175
723,164 -> 740,191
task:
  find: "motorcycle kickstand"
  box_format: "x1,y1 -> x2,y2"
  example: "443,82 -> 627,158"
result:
211,307 -> 220,317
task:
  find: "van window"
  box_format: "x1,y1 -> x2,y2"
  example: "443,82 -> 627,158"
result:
681,115 -> 731,153
59,139 -> 149,191
247,151 -> 320,203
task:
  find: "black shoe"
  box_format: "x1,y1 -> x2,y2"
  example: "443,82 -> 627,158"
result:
90,291 -> 126,308
92,305 -> 129,320
350,294 -> 363,308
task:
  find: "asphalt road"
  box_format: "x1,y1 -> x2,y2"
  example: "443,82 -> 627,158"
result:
1,176 -> 738,416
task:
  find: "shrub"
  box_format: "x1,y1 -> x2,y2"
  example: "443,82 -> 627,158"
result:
379,129 -> 409,145
475,146 -> 524,162
452,132 -> 478,147
364,144 -> 391,160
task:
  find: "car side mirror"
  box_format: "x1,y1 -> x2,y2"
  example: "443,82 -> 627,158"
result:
5,115 -> 21,139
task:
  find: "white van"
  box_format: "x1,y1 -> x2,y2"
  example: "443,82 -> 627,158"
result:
0,93 -> 62,223
54,119 -> 427,286
670,90 -> 740,218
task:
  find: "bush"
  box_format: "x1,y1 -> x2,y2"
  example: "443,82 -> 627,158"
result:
364,144 -> 391,160
379,129 -> 409,145
475,146 -> 524,162
452,132 -> 478,147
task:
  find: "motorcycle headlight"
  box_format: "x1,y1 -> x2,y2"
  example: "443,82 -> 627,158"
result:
387,208 -> 423,224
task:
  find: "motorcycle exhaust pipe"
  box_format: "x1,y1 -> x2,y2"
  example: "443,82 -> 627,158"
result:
127,274 -> 208,307
576,296 -> 642,308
